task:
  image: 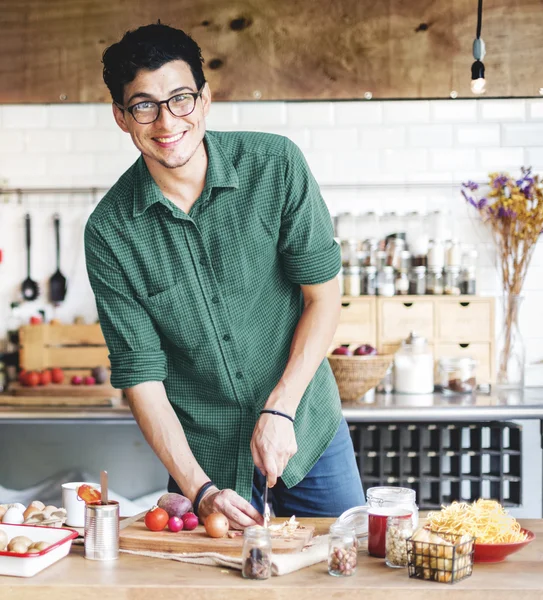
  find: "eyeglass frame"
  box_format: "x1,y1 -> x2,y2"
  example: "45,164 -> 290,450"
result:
115,84 -> 206,124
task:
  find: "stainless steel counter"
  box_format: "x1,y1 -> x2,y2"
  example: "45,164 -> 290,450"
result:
342,388 -> 543,422
1,389 -> 543,423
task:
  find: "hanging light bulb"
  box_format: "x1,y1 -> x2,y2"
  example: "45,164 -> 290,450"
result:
471,0 -> 486,95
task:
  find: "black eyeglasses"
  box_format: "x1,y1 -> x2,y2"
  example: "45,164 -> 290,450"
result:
117,84 -> 205,124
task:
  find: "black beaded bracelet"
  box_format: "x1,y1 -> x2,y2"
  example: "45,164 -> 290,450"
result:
193,481 -> 216,517
259,409 -> 295,423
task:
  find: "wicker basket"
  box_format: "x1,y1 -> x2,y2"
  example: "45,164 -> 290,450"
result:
328,353 -> 394,402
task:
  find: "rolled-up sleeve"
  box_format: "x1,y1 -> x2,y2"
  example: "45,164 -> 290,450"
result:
84,221 -> 167,389
278,138 -> 341,285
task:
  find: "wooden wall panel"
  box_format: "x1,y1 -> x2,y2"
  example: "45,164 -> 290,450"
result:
1,0 -> 542,103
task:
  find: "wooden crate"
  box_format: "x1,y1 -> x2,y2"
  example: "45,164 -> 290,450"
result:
14,323 -> 122,405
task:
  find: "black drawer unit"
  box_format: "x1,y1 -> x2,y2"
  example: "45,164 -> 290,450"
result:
348,421 -> 522,509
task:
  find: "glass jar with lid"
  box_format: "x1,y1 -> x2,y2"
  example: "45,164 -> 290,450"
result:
395,270 -> 409,296
438,357 -> 477,394
393,332 -> 434,395
241,526 -> 272,579
409,266 -> 427,295
328,523 -> 357,577
460,266 -> 477,295
377,266 -> 395,297
386,514 -> 413,568
444,266 -> 462,295
427,239 -> 445,269
426,267 -> 444,295
367,486 -> 419,528
362,265 -> 377,296
343,266 -> 361,297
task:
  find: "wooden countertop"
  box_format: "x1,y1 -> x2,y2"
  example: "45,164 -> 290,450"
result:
2,518 -> 543,599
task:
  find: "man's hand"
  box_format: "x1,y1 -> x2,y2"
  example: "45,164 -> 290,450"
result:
198,487 -> 264,530
251,413 -> 298,487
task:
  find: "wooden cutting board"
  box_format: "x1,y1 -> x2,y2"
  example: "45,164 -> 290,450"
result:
3,382 -> 121,406
119,521 -> 315,557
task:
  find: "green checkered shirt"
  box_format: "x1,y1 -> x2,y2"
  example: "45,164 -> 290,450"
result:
85,130 -> 342,501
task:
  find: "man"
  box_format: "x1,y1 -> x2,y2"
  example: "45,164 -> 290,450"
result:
85,22 -> 364,529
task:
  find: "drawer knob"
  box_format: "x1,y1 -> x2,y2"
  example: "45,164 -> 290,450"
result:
403,302 -> 413,308
459,343 -> 470,348
460,302 -> 471,307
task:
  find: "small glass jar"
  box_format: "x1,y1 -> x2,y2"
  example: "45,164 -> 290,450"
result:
460,266 -> 477,295
343,266 -> 361,297
438,357 -> 477,394
395,270 -> 409,296
328,523 -> 357,577
385,514 -> 413,568
241,526 -> 272,580
427,239 -> 445,269
362,238 -> 379,267
367,486 -> 419,528
362,266 -> 377,296
377,266 -> 395,297
426,267 -> 444,295
446,238 -> 462,268
376,250 -> 388,271
409,266 -> 427,295
393,332 -> 434,396
444,266 -> 461,295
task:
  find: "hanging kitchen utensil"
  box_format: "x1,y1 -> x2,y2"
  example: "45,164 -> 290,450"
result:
49,213 -> 67,304
21,213 -> 39,301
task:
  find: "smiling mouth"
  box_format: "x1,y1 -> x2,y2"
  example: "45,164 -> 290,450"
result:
154,132 -> 186,144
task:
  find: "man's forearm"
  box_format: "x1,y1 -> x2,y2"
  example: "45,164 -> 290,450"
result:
265,277 -> 341,416
124,381 -> 210,502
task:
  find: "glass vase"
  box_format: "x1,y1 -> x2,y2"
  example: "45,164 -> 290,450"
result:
496,295 -> 525,390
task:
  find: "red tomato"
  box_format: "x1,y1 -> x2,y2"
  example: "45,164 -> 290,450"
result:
29,316 -> 42,325
77,484 -> 101,503
51,367 -> 64,384
145,506 -> 169,532
39,370 -> 52,386
23,371 -> 40,387
18,370 -> 27,385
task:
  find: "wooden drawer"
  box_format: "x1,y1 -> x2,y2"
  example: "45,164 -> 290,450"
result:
435,343 -> 493,385
436,298 -> 494,343
334,297 -> 376,347
378,297 -> 434,345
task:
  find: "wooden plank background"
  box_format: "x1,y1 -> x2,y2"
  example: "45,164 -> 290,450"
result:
1,0 -> 542,103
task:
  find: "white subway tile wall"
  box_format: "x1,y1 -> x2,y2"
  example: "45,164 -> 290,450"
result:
0,98 -> 542,384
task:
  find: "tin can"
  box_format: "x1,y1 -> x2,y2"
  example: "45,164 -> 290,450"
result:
84,501 -> 119,560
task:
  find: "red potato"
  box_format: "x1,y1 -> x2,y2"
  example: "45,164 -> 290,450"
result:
157,493 -> 192,518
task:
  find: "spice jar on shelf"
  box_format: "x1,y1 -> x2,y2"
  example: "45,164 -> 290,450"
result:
362,265 -> 377,296
395,270 -> 409,296
242,526 -> 272,580
409,266 -> 427,295
328,523 -> 357,577
460,266 -> 477,295
444,266 -> 462,295
386,514 -> 413,568
426,267 -> 444,295
377,266 -> 395,297
343,266 -> 361,297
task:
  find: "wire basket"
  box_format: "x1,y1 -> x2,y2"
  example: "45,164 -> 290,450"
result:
327,353 -> 393,402
407,530 -> 475,584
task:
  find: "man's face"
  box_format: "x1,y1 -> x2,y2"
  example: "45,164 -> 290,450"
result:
113,60 -> 210,171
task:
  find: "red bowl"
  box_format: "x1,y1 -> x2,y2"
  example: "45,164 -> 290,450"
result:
473,529 -> 535,563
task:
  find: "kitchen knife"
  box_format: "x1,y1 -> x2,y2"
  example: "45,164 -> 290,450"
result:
263,476 -> 270,528
119,510 -> 148,530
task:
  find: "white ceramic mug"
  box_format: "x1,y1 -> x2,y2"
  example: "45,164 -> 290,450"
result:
62,482 -> 100,527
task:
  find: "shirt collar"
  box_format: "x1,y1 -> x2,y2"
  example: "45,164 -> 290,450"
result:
132,131 -> 240,218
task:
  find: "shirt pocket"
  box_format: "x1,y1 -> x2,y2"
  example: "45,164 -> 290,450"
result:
138,281 -> 203,353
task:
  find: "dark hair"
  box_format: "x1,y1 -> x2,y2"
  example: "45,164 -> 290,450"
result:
102,22 -> 206,105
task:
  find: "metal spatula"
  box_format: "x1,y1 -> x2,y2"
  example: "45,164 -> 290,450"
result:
49,213 -> 67,304
21,213 -> 39,301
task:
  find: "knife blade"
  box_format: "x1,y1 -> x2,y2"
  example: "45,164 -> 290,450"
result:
119,509 -> 148,530
263,476 -> 270,528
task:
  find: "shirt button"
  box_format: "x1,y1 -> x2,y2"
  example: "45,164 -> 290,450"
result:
236,371 -> 243,379
212,296 -> 219,304
223,334 -> 231,341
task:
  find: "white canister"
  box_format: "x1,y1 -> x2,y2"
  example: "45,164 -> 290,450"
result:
393,332 -> 434,394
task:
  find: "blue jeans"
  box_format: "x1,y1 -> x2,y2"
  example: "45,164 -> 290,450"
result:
253,418 -> 365,518
168,418 -> 365,518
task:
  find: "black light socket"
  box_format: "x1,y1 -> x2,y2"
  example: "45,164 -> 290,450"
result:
471,60 -> 485,80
